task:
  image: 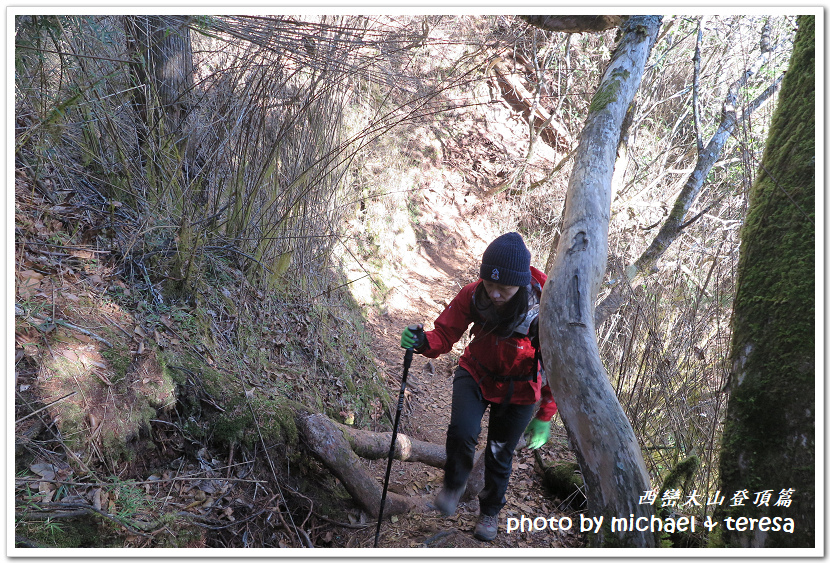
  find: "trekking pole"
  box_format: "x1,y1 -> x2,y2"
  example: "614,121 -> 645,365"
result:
374,326 -> 420,548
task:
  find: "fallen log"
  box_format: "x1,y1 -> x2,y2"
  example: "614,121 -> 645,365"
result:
336,422 -> 447,467
520,15 -> 625,34
534,449 -> 585,509
299,413 -> 486,517
487,57 -> 571,150
337,417 -> 486,500
299,413 -> 413,518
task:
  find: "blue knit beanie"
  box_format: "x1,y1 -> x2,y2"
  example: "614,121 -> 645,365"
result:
479,232 -> 531,287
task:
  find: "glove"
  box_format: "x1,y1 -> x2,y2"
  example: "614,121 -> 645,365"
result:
525,418 -> 551,450
400,324 -> 426,350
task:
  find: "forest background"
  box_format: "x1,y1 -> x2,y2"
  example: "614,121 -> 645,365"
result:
11,11 -> 817,551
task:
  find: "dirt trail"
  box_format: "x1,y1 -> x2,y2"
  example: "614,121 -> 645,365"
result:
356,183 -> 583,549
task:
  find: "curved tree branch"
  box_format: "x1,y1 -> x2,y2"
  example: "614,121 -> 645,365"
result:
521,15 -> 626,34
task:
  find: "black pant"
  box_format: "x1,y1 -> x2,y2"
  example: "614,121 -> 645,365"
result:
444,368 -> 535,516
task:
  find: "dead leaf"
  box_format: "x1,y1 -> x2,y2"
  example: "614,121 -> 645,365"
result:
19,270 -> 45,282
38,482 -> 55,503
62,292 -> 80,302
340,409 -> 355,425
30,463 -> 57,480
134,325 -> 147,338
17,274 -> 42,298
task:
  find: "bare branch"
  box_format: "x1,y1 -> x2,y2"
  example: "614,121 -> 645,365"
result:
693,19 -> 704,154
595,30 -> 791,326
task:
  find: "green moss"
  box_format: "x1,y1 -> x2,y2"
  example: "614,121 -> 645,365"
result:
539,460 -> 584,502
716,15 -> 815,549
160,350 -> 229,398
152,521 -> 205,548
654,456 -> 700,547
19,515 -> 113,548
595,505 -> 659,548
659,455 -> 700,500
211,395 -> 298,448
706,526 -> 725,548
589,68 -> 631,113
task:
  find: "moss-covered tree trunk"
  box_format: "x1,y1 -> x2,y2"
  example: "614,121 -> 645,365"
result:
715,14 -> 815,549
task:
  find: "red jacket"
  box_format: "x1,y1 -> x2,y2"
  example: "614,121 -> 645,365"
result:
419,266 -> 557,421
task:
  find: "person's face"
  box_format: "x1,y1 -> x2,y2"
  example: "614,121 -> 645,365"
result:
481,280 -> 520,308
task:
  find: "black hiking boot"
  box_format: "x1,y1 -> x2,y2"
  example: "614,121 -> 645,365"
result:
432,485 -> 464,516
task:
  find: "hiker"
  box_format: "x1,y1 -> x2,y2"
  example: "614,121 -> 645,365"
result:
400,232 -> 557,542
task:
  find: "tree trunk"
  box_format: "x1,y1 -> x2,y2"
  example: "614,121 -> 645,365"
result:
124,15 -> 200,294
538,15 -> 662,548
714,15 -> 815,549
124,15 -> 194,135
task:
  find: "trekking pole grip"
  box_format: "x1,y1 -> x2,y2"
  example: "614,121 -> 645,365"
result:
406,324 -> 425,351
